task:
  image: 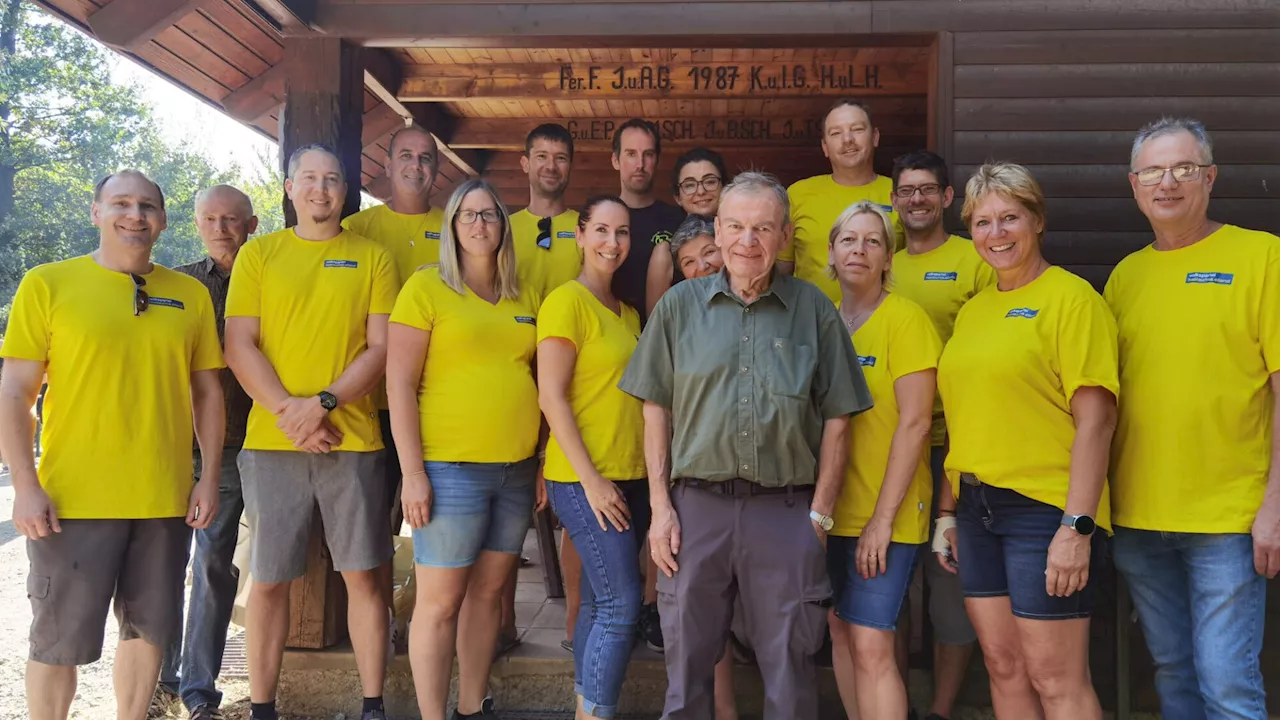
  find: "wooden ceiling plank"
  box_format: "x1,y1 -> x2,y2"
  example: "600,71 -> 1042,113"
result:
87,0 -> 204,51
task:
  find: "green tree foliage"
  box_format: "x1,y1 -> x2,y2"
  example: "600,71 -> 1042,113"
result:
0,1 -> 281,330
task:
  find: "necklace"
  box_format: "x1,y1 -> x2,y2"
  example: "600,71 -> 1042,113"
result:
840,290 -> 887,333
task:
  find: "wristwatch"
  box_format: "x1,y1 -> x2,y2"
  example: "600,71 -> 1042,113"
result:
809,510 -> 834,532
317,391 -> 338,411
1061,513 -> 1096,536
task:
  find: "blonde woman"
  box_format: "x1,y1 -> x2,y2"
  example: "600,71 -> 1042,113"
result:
826,201 -> 941,719
387,179 -> 546,720
934,163 -> 1117,720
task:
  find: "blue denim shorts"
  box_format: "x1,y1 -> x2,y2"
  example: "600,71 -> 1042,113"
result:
411,458 -> 537,568
957,481 -> 1107,620
826,536 -> 921,631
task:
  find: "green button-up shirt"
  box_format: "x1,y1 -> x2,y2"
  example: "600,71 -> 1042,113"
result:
619,270 -> 872,488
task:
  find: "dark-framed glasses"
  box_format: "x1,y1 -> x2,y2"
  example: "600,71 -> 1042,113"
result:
1134,163 -> 1211,186
536,216 -> 553,250
678,175 -> 723,196
893,183 -> 942,199
130,273 -> 150,316
457,209 -> 501,225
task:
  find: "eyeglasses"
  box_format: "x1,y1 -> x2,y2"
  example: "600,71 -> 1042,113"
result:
1133,163 -> 1212,187
457,209 -> 501,225
536,216 -> 552,250
893,183 -> 942,199
678,175 -> 723,196
131,273 -> 149,316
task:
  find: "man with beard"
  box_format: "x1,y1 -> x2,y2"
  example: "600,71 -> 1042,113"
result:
888,151 -> 994,720
511,123 -> 582,297
226,145 -> 398,720
778,99 -> 899,304
1,170 -> 224,720
611,119 -> 686,320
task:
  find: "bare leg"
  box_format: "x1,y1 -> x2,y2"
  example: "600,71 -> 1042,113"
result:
456,550 -> 521,714
247,580 -> 292,704
375,560 -> 394,612
896,605 -> 910,687
930,641 -> 975,718
965,597 -> 1043,720
344,569 -> 389,697
1017,616 -> 1100,720
641,538 -> 658,606
562,531 -> 582,643
26,662 -> 76,720
114,637 -> 163,720
852,624 -> 909,719
828,610 -> 861,720
713,640 -> 738,720
499,562 -> 519,641
408,565 -> 472,720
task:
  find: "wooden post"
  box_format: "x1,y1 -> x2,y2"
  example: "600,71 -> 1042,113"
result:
277,36 -> 363,649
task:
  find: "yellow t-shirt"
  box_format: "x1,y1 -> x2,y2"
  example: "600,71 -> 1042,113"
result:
938,266 -> 1119,531
512,208 -> 583,299
342,203 -> 444,284
781,173 -> 899,303
390,267 -> 542,463
831,294 -> 941,543
1105,225 -> 1280,533
537,281 -> 645,483
1,257 -> 224,519
226,228 -> 398,452
892,235 -> 998,445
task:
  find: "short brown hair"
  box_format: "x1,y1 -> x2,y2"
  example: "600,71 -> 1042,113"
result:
960,162 -> 1046,238
822,98 -> 874,132
93,170 -> 165,210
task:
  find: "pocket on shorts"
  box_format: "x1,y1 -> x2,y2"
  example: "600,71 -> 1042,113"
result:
27,574 -> 49,599
27,574 -> 56,649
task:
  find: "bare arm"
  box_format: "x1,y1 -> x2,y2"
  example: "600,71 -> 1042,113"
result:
0,359 -> 57,538
225,316 -> 290,412
646,244 -> 674,318
643,400 -> 680,576
1045,385 -> 1116,597
387,321 -> 431,527
187,368 -> 225,529
1251,371 -> 1280,577
326,314 -> 389,405
811,415 -> 850,522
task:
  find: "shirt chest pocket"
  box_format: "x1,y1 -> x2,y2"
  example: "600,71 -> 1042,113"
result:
766,338 -> 816,399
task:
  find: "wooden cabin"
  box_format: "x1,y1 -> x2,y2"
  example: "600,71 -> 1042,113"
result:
32,0 -> 1280,715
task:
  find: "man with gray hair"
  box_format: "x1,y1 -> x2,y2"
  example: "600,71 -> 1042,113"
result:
1105,117 -> 1280,718
620,171 -> 872,719
225,144 -> 398,720
152,185 -> 259,720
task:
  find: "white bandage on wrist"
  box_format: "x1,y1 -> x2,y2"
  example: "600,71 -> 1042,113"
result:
932,515 -> 957,554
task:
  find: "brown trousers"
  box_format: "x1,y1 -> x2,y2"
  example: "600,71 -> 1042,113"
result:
657,481 -> 831,720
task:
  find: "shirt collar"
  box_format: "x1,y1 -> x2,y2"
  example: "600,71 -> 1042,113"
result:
704,268 -> 794,309
203,255 -> 229,280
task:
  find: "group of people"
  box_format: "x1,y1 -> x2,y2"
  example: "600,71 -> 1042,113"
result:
0,98 -> 1276,720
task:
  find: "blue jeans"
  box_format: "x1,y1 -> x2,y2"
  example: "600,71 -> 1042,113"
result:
159,447 -> 244,711
412,458 -> 537,567
1112,528 -> 1267,720
548,479 -> 650,720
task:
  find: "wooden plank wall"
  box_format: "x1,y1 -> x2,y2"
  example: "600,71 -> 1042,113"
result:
946,28 -> 1280,290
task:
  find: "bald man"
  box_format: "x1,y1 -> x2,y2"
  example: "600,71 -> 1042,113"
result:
153,185 -> 259,720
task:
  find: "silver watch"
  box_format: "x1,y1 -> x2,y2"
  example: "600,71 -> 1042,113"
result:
809,510 -> 834,532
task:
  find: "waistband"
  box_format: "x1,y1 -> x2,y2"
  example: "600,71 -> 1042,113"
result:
676,477 -> 815,497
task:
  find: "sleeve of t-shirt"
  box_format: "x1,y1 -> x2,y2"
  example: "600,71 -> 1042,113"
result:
0,270 -> 52,362
1057,290 -> 1120,403
369,246 -> 399,316
225,240 -> 263,318
389,270 -> 438,332
778,184 -> 801,263
814,299 -> 875,418
888,301 -> 943,381
537,287 -> 587,351
190,288 -> 226,372
618,289 -> 677,408
1260,236 -> 1280,374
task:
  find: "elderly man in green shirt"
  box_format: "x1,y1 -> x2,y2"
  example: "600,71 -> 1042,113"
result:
620,171 -> 872,720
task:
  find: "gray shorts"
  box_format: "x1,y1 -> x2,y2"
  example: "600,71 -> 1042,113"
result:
239,450 -> 392,583
27,518 -> 191,665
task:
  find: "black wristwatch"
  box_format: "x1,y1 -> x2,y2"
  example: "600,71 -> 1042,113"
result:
1061,514 -> 1096,536
317,391 -> 338,411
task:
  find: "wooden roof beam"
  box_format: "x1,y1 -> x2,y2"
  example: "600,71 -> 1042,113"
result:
87,0 -> 205,52
222,61 -> 288,123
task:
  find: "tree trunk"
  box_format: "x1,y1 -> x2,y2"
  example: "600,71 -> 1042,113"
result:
0,0 -> 23,231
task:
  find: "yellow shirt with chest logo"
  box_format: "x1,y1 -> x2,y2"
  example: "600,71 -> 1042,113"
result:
831,293 -> 941,542
892,235 -> 998,445
390,266 -> 542,462
1,257 -> 224,519
538,281 -> 646,483
342,203 -> 443,284
512,208 -> 583,298
1105,225 -> 1280,533
781,173 -> 899,303
227,228 -> 398,452
938,266 -> 1118,530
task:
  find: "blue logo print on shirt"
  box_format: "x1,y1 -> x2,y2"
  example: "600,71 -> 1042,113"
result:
149,297 -> 185,310
858,355 -> 877,367
425,231 -> 441,240
924,271 -> 959,281
324,260 -> 358,269
515,316 -> 536,326
1185,272 -> 1234,285
556,231 -> 575,239
1005,308 -> 1039,319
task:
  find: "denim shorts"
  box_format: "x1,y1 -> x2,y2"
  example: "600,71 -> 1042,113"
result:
957,481 -> 1107,620
411,457 -> 537,568
826,536 -> 921,631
